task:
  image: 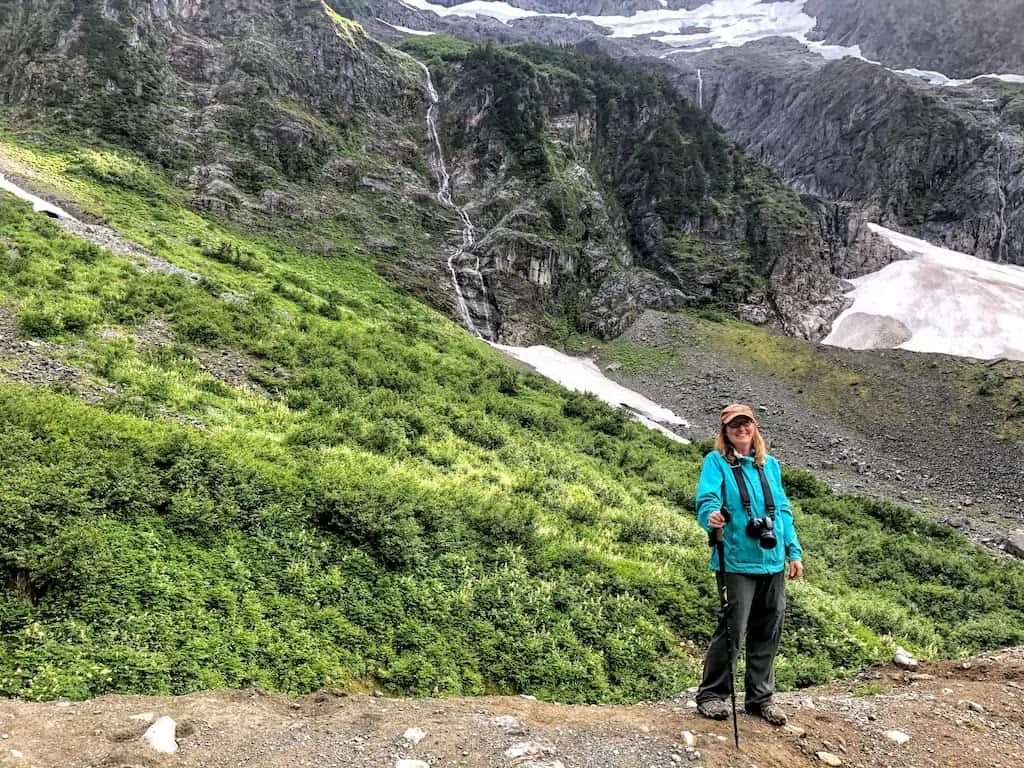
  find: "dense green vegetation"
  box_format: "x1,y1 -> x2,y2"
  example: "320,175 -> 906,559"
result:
1,129 -> 1023,705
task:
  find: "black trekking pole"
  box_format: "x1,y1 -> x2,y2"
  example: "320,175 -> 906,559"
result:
709,515 -> 740,749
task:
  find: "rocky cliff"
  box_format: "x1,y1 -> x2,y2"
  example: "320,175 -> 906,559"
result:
805,0 -> 1024,78
0,0 -> 427,219
659,38 -> 1024,270
364,2 -> 1024,280
410,40 -> 845,341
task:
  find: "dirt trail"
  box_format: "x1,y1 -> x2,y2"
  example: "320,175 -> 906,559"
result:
0,649 -> 1020,768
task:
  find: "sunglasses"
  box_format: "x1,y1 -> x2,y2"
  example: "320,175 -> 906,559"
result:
725,417 -> 754,429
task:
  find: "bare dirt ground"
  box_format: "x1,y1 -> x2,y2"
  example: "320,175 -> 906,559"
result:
0,648 -> 1020,768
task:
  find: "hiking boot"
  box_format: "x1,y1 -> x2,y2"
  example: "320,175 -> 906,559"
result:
696,698 -> 730,720
745,701 -> 788,726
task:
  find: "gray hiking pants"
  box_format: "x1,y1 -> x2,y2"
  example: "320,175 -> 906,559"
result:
697,570 -> 786,708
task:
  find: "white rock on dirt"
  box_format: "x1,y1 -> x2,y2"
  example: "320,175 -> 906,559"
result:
143,716 -> 178,754
504,740 -> 555,759
816,752 -> 842,766
883,729 -> 911,744
403,727 -> 426,745
893,647 -> 918,669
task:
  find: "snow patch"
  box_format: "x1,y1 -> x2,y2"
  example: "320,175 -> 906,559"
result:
492,343 -> 690,442
0,173 -> 75,219
396,0 -> 1022,81
823,225 -> 1024,361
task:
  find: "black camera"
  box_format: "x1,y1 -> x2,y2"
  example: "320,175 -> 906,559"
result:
746,516 -> 777,549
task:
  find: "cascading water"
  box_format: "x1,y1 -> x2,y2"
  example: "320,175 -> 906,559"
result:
413,60 -> 495,340
995,131 -> 1008,263
696,68 -> 703,109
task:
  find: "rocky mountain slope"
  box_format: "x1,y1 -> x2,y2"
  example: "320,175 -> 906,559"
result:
0,0 -> 857,343
806,0 -> 1024,77
0,0 -> 426,196
364,0 -> 1024,277
402,39 -> 848,341
656,39 -> 1024,269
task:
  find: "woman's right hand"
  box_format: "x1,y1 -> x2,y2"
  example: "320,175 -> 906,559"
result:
708,510 -> 726,529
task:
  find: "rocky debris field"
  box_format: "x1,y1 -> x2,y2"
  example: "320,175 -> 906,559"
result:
603,311 -> 1024,555
0,649 -> 1021,768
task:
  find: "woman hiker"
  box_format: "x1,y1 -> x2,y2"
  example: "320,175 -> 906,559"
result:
695,403 -> 804,726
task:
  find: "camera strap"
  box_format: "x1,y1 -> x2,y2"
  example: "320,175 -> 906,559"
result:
729,463 -> 776,519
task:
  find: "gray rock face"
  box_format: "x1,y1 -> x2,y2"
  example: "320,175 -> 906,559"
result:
0,0 -> 426,214
1006,530 -> 1024,559
805,0 -> 1024,78
664,43 -> 1024,269
420,45 -> 848,341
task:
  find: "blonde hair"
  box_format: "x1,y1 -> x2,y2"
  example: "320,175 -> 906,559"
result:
715,422 -> 767,466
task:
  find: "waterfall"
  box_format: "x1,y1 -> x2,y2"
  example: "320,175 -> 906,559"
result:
696,68 -> 703,109
995,131 -> 1008,263
413,60 -> 495,340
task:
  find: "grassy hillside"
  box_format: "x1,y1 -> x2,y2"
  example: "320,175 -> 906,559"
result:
1,127 -> 1023,705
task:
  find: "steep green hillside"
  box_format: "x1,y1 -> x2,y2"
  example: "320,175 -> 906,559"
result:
1,129 -> 1023,704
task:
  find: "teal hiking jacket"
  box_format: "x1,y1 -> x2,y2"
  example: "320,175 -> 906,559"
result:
696,450 -> 803,574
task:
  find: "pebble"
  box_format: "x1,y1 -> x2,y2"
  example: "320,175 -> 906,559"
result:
403,727 -> 425,745
491,715 -> 526,735
816,752 -> 842,766
681,731 -> 696,747
883,730 -> 911,745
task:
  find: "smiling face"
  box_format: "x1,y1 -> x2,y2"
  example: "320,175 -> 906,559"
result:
724,415 -> 755,455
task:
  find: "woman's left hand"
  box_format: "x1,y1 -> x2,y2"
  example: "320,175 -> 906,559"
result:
788,560 -> 804,580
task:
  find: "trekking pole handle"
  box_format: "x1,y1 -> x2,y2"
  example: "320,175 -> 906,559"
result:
707,509 -> 730,547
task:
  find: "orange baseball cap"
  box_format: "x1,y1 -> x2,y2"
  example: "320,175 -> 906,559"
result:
720,403 -> 756,425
